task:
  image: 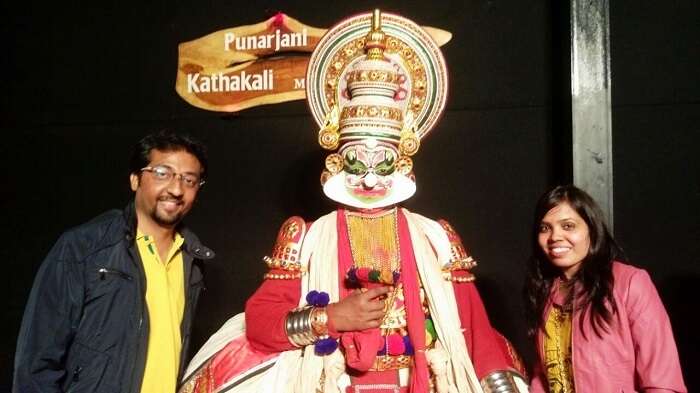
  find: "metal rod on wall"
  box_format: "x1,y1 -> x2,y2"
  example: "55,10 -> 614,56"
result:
571,0 -> 614,230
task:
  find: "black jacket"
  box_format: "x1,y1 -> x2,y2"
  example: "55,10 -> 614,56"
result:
13,203 -> 214,393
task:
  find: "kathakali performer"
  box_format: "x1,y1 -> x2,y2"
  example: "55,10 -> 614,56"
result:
180,10 -> 528,393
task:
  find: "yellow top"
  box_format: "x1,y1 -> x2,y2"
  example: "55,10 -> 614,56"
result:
543,304 -> 575,393
137,231 -> 186,393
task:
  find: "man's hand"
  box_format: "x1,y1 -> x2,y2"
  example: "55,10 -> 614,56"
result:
327,286 -> 391,332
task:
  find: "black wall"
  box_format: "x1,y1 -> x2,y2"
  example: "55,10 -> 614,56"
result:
610,1 -> 700,390
2,1 -> 697,390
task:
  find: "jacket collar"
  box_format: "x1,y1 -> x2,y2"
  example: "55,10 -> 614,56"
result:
121,201 -> 215,261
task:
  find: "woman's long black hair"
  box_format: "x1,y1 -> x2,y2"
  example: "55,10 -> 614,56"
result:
524,185 -> 624,338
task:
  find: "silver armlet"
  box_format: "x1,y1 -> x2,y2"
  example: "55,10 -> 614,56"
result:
284,306 -> 316,347
480,369 -> 525,393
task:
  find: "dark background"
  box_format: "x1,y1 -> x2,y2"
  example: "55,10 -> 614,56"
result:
2,1 -> 698,390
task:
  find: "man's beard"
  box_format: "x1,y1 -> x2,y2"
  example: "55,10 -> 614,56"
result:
151,198 -> 184,227
152,210 -> 182,226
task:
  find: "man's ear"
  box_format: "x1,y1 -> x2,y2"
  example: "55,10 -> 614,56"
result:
130,173 -> 140,191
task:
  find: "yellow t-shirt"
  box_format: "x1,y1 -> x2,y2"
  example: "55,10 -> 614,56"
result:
543,304 -> 575,393
136,231 -> 185,393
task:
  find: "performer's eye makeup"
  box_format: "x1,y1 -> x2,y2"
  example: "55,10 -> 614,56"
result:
344,151 -> 368,175
374,156 -> 395,176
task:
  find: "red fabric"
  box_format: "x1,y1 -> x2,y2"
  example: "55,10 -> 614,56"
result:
245,274 -> 300,352
346,386 -> 409,393
341,329 -> 384,371
245,209 -> 521,390
337,209 -> 385,371
451,277 -> 511,380
347,370 -> 407,393
336,209 -> 353,299
210,335 -> 279,387
396,209 -> 430,393
492,329 -> 528,378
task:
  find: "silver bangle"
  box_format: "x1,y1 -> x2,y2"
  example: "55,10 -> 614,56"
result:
284,306 -> 317,347
480,369 -> 523,393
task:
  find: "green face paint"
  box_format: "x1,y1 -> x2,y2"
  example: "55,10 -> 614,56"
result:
373,154 -> 395,176
343,149 -> 368,175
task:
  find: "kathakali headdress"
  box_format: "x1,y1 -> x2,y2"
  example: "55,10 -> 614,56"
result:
306,10 -> 448,209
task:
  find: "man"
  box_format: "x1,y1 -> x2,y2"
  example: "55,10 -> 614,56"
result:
14,130 -> 214,393
180,11 -> 526,393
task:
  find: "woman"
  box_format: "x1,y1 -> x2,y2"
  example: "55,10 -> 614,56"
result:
524,185 -> 686,393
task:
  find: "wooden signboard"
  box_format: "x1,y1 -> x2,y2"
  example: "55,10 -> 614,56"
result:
175,13 -> 451,112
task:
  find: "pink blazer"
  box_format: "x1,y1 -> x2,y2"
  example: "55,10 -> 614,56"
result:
530,262 -> 687,393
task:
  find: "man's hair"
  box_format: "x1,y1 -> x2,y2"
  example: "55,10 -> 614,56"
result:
129,129 -> 208,179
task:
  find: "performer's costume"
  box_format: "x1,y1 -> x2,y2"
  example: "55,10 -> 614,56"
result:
180,10 -> 527,393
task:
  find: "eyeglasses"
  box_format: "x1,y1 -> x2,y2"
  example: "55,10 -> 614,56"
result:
140,166 -> 205,189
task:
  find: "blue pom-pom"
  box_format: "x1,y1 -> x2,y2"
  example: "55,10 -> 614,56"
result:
347,267 -> 358,283
377,341 -> 387,356
403,335 -> 414,355
314,337 -> 338,355
392,270 -> 401,284
305,290 -> 320,305
305,290 -> 330,307
315,291 -> 330,307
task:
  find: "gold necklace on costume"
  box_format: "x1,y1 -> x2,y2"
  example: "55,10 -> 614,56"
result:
344,208 -> 419,370
344,208 -> 401,286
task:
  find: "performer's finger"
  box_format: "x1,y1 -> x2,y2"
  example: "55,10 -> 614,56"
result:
362,286 -> 391,299
365,310 -> 385,320
365,319 -> 382,328
365,298 -> 386,311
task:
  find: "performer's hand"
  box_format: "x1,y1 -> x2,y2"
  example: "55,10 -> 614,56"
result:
327,286 -> 391,332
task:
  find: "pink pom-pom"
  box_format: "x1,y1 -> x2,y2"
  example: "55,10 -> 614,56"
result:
356,267 -> 370,282
387,333 -> 406,356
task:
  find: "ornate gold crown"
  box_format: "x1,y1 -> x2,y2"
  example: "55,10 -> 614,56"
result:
308,9 -> 448,157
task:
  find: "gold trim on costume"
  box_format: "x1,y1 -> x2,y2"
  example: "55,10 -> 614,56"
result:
395,156 -> 413,175
437,219 -> 478,280
370,354 -> 413,371
318,105 -> 340,150
341,105 -> 404,122
441,271 -> 476,283
321,31 -> 430,128
325,153 -> 344,174
345,208 -> 400,273
263,216 -> 307,278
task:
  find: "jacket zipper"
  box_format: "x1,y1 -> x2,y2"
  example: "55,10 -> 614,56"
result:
98,267 -> 133,281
